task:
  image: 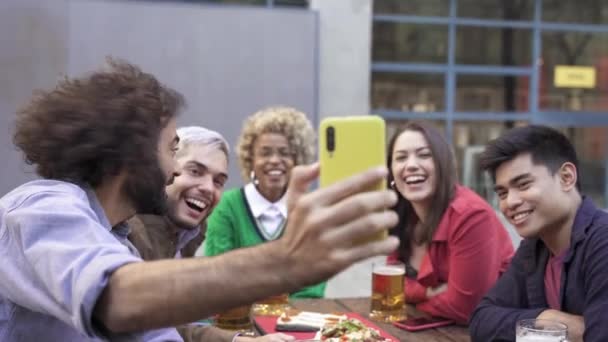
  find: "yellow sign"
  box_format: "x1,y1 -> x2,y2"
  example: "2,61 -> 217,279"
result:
554,65 -> 596,89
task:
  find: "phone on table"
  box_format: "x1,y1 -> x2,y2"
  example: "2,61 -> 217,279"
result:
318,115 -> 387,242
393,316 -> 455,332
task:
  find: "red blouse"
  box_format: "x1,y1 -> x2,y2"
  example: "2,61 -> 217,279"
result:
388,185 -> 514,324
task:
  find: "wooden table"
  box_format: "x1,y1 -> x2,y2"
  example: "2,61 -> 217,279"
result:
285,297 -> 471,342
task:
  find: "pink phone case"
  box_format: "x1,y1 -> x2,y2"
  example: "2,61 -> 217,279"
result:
393,317 -> 454,332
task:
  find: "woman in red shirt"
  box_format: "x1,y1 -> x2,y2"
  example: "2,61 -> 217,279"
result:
387,121 -> 514,324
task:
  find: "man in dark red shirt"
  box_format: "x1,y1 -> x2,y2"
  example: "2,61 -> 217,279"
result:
470,125 -> 608,342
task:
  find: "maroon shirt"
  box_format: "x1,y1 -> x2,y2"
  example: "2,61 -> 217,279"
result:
545,249 -> 568,310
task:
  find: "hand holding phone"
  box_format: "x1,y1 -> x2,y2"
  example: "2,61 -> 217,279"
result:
393,316 -> 454,332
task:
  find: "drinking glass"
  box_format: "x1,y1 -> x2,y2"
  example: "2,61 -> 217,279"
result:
369,260 -> 406,323
516,319 -> 568,342
214,304 -> 253,332
252,293 -> 290,316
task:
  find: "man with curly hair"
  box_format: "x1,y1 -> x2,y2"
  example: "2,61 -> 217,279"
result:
0,60 -> 400,341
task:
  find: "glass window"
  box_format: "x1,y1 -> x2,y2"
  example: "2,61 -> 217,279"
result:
455,26 -> 532,66
371,72 -> 445,112
373,23 -> 448,63
540,31 -> 608,112
374,0 -> 449,17
456,75 -> 530,112
543,0 -> 608,24
458,0 -> 533,21
452,121 -> 525,205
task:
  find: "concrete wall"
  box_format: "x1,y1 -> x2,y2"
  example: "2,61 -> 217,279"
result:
309,0 -> 372,119
309,0 -> 376,298
0,0 -> 318,195
0,0 -> 69,196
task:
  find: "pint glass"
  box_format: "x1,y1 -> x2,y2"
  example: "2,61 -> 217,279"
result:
369,261 -> 406,323
214,304 -> 253,332
516,319 -> 568,342
252,293 -> 290,316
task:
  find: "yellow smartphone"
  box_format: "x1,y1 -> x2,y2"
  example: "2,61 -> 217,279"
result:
319,115 -> 387,242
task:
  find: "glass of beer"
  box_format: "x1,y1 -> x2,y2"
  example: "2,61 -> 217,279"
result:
369,260 -> 406,323
516,319 -> 568,342
252,293 -> 290,316
214,304 -> 253,332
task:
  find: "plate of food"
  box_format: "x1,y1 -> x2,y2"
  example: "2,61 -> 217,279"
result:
254,311 -> 397,341
314,318 -> 394,342
276,310 -> 347,332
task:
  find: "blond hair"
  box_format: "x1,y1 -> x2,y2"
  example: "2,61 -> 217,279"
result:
176,126 -> 230,160
236,106 -> 315,181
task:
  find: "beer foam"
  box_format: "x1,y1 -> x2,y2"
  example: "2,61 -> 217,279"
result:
373,266 -> 405,276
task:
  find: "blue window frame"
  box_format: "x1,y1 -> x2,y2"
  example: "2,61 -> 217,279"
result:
372,0 -> 608,139
372,0 -> 608,204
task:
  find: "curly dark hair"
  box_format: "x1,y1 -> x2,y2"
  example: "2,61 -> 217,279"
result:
13,58 -> 185,187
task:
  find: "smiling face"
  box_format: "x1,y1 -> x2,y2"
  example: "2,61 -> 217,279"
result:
494,153 -> 573,239
165,143 -> 228,229
251,133 -> 295,202
390,130 -> 437,207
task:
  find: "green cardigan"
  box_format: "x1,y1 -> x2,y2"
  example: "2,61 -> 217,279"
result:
204,187 -> 326,298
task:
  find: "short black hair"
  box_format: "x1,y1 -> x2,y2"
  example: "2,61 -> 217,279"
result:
479,125 -> 580,190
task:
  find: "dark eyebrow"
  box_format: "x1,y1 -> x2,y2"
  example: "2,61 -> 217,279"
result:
494,173 -> 533,192
394,146 -> 430,154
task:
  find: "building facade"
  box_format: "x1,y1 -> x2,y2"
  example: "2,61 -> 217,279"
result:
371,0 -> 608,207
194,0 -> 608,206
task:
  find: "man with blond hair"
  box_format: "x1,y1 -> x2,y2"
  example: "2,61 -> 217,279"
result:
128,126 -> 293,341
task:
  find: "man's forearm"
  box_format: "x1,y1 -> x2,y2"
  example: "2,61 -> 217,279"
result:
470,304 -> 545,341
95,241 -> 294,333
95,165 -> 400,334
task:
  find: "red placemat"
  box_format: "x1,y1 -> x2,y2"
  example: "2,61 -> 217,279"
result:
253,312 -> 399,341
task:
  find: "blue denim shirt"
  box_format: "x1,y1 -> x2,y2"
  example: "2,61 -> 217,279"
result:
469,197 -> 608,341
0,180 -> 182,341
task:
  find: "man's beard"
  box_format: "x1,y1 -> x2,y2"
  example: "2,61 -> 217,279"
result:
124,162 -> 173,216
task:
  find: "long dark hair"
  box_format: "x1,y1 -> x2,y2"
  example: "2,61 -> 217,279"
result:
387,121 -> 457,263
